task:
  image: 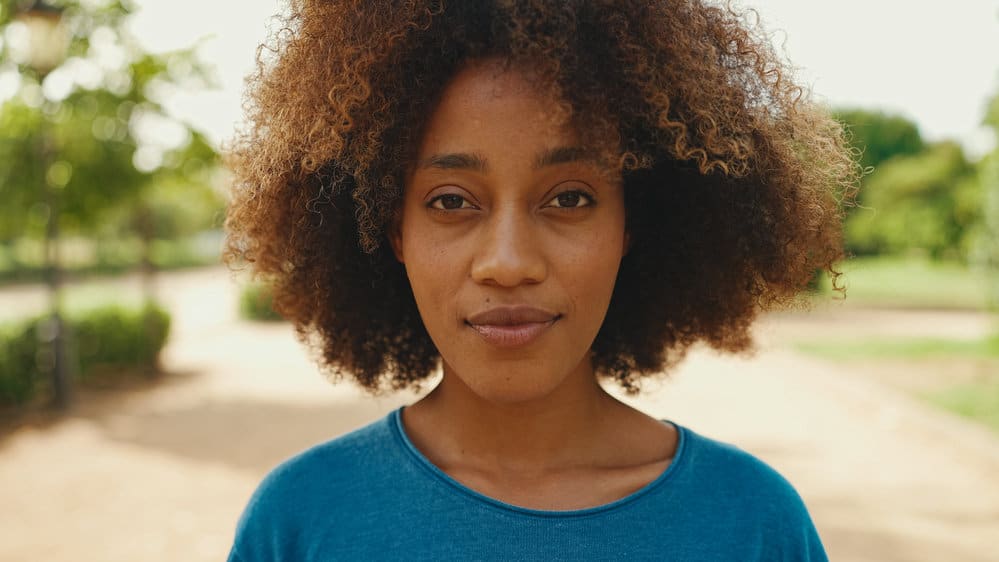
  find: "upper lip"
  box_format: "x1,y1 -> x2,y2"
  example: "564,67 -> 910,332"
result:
466,306 -> 561,326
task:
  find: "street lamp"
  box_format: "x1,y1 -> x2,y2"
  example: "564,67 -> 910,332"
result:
15,0 -> 72,409
14,1 -> 70,77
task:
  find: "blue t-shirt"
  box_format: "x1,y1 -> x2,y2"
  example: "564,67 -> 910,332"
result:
229,408 -> 827,561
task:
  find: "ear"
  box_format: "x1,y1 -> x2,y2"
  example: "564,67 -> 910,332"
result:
389,209 -> 405,263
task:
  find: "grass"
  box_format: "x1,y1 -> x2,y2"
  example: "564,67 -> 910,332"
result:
0,268 -> 198,325
0,232 -> 222,287
62,284 -> 147,316
814,255 -> 993,310
792,253 -> 999,431
925,380 -> 999,434
794,334 -> 999,434
794,335 -> 999,361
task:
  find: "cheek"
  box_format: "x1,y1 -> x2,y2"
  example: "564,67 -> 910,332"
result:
564,215 -> 627,278
550,230 -> 625,330
400,225 -> 462,310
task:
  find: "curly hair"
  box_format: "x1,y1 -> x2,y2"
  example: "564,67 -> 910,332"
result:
223,0 -> 857,393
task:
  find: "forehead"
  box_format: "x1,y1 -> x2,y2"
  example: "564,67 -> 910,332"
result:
437,59 -> 549,112
415,59 -> 577,155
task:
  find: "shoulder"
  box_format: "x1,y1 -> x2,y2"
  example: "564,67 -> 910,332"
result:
668,425 -> 828,560
256,413 -> 395,492
229,413 -> 400,558
679,426 -> 806,508
248,412 -> 395,503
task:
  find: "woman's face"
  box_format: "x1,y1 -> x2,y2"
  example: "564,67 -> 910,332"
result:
393,59 -> 628,403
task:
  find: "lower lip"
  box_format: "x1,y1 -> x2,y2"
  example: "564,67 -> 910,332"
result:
468,318 -> 559,348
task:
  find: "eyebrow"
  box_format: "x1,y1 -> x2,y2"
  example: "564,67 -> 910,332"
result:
418,152 -> 488,172
533,146 -> 591,169
417,146 -> 592,172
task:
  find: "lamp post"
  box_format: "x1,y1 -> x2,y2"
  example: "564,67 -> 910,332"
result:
14,1 -> 69,76
15,1 -> 72,409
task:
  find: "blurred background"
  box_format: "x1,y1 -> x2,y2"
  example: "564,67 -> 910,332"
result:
0,1 -> 996,561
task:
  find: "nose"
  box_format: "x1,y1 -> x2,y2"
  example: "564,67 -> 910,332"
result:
470,204 -> 547,287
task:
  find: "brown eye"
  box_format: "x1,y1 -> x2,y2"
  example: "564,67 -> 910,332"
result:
429,194 -> 471,210
547,190 -> 593,209
557,192 -> 581,208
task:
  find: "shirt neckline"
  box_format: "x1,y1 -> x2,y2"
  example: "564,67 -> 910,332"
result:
388,406 -> 688,519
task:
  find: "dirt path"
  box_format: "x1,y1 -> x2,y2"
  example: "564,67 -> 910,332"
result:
1,267 -> 997,562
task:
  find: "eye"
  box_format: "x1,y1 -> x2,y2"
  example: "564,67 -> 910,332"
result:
545,189 -> 594,209
428,193 -> 475,211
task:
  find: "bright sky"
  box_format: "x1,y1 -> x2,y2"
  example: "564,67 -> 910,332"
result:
128,0 -> 999,156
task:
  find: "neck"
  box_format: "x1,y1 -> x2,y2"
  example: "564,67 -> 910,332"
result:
404,358 -> 625,473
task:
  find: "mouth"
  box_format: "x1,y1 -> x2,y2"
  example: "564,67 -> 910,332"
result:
465,305 -> 562,348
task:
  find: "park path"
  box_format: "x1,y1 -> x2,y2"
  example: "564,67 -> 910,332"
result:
1,266 -> 998,562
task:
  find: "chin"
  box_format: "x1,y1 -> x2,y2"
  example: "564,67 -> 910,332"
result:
474,385 -> 560,405
448,363 -> 572,405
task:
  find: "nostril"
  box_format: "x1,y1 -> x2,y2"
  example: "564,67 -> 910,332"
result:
469,223 -> 547,287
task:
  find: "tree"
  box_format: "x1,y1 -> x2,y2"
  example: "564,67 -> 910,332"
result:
0,0 -> 218,407
979,91 -> 999,309
833,109 -> 933,257
845,141 -> 981,260
834,108 -> 926,175
0,1 -> 218,242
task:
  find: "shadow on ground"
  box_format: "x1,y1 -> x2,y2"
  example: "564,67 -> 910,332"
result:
0,368 -> 203,446
94,396 -> 404,473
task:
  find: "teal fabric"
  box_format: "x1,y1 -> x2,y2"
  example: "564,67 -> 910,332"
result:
228,408 -> 827,561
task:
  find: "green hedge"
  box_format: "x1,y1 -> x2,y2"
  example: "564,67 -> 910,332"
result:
72,304 -> 171,381
0,234 -> 222,286
239,283 -> 284,322
0,302 -> 171,407
0,322 -> 40,406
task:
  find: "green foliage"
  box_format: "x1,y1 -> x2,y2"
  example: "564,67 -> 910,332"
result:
976,150 -> 999,307
71,302 -> 170,380
239,283 -> 284,322
135,148 -> 224,239
845,141 -> 981,259
979,92 -> 999,310
0,234 -> 221,284
812,256 -> 987,310
835,107 -> 993,263
794,335 -> 999,361
0,92 -> 146,239
794,331 -> 999,434
834,108 -> 925,174
0,301 -> 171,406
0,321 -> 39,405
0,0 -> 220,243
925,377 -> 999,434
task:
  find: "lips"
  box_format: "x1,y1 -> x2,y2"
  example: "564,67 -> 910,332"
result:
466,305 -> 561,348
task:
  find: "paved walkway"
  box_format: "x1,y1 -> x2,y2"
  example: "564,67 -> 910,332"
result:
1,267 -> 997,562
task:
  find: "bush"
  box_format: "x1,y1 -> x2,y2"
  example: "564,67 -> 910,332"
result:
72,303 -> 171,382
0,322 -> 40,406
239,282 -> 283,322
0,302 -> 172,407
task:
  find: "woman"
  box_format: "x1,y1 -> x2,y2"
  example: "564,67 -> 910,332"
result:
225,1 -> 855,560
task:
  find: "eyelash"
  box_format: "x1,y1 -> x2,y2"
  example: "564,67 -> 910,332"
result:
546,189 -> 596,209
426,189 -> 596,212
427,193 -> 474,211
